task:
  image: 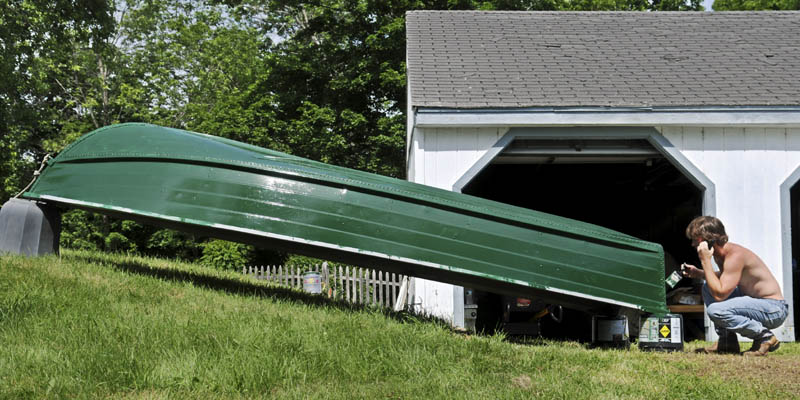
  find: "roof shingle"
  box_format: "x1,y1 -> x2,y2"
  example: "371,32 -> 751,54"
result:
406,11 -> 800,108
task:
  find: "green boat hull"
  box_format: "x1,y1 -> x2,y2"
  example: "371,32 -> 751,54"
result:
23,123 -> 668,314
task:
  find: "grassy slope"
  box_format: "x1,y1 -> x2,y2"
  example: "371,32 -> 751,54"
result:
1,250 -> 798,399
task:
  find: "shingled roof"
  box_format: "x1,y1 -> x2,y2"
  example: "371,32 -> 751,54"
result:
406,11 -> 800,109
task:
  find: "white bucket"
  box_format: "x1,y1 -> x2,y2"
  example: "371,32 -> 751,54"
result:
302,273 -> 322,294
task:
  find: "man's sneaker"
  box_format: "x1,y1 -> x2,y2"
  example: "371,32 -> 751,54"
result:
743,335 -> 780,356
695,330 -> 740,354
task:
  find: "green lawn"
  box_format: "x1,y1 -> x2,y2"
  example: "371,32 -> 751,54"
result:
1,250 -> 798,399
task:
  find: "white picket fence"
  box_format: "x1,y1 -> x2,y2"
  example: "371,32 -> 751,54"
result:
242,262 -> 409,310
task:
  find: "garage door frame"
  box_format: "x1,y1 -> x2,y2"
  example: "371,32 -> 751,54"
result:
452,126 -> 716,216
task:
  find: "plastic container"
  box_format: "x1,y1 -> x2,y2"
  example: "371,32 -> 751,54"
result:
302,272 -> 322,294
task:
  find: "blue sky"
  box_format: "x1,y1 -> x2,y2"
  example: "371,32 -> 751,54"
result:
703,0 -> 714,10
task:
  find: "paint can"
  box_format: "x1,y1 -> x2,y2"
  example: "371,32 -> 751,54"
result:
302,272 -> 322,294
665,270 -> 683,289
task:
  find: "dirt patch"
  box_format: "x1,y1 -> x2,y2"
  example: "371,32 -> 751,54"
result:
665,351 -> 800,395
511,374 -> 532,389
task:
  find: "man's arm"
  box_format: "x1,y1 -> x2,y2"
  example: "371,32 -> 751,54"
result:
681,263 -> 720,279
697,241 -> 742,301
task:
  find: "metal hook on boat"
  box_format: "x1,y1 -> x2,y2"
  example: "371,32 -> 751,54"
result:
549,305 -> 563,323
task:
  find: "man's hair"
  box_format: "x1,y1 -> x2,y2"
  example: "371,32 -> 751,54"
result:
685,216 -> 728,245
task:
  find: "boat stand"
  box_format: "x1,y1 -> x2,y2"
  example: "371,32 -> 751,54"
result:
0,198 -> 61,256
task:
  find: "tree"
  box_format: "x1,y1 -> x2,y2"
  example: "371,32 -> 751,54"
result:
713,0 -> 799,9
226,0 -> 702,181
50,0 -> 285,265
0,0 -> 114,202
241,0 -> 416,178
0,0 -> 281,265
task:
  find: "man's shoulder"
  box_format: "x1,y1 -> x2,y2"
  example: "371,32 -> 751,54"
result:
721,244 -> 749,268
726,242 -> 752,255
725,243 -> 763,268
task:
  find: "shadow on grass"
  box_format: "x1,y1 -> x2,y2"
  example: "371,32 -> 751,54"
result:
69,252 -> 451,328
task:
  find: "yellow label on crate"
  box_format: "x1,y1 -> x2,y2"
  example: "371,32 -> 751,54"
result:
660,325 -> 671,338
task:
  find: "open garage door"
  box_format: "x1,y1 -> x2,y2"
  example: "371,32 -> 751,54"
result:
461,138 -> 705,339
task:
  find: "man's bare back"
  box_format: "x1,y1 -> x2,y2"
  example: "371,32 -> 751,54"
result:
716,242 -> 783,300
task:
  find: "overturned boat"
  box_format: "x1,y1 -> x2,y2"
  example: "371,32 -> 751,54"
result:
18,123 -> 668,314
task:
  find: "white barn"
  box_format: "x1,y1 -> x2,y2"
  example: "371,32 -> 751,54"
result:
405,11 -> 800,341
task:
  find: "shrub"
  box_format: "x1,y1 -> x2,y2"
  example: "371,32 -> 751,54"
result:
146,229 -> 201,260
199,239 -> 253,271
60,210 -> 105,250
105,232 -> 136,253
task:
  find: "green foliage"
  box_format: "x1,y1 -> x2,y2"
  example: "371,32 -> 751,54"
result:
60,210 -> 144,253
146,229 -> 202,260
1,0 -> 272,264
253,1 -> 412,178
104,232 -> 136,253
242,0 -> 702,182
59,210 -> 105,251
0,0 -> 114,202
59,209 -> 279,266
555,0 -> 702,10
713,0 -> 799,9
284,254 -> 350,273
0,135 -> 34,201
199,239 -> 254,271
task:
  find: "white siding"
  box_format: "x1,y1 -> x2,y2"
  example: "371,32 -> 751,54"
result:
407,127 -> 506,324
415,127 -> 505,188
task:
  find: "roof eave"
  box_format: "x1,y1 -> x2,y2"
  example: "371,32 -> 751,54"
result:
413,106 -> 800,128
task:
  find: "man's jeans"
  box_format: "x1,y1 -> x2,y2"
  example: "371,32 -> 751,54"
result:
702,283 -> 789,340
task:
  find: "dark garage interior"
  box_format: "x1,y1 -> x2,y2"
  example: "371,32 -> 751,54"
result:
789,182 -> 800,342
461,139 -> 705,341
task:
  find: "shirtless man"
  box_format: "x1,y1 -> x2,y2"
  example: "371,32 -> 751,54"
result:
681,216 -> 789,356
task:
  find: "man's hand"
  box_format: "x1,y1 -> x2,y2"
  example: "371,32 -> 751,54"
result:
696,240 -> 714,261
681,263 -> 704,279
